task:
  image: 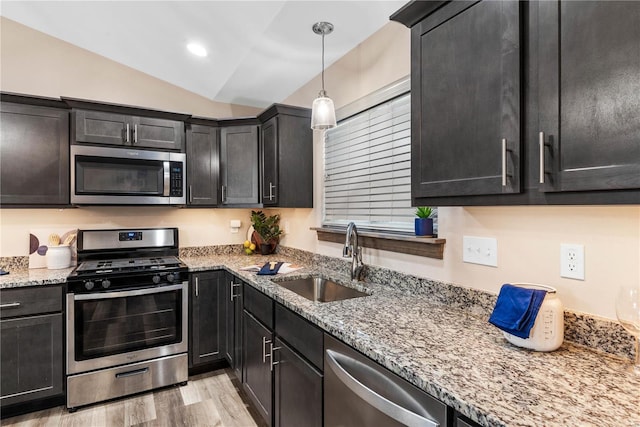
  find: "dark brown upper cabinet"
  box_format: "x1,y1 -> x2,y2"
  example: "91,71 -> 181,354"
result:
220,120 -> 260,206
0,94 -> 70,206
404,1 -> 521,199
258,105 -> 313,208
64,97 -> 188,151
186,119 -> 219,206
538,0 -> 640,193
392,0 -> 640,206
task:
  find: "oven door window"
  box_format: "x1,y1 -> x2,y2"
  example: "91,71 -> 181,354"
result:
74,289 -> 182,360
75,155 -> 163,196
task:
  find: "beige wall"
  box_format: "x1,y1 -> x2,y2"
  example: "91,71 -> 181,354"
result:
1,18 -> 638,320
0,18 -> 260,117
280,22 -> 640,320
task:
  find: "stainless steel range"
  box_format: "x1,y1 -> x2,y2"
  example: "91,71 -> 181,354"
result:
65,228 -> 188,410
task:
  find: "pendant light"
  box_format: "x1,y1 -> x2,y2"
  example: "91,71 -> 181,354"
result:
310,21 -> 337,130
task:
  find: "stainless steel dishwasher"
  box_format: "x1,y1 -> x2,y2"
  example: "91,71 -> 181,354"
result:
324,334 -> 448,427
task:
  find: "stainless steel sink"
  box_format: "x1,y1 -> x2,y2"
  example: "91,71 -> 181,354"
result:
274,277 -> 368,302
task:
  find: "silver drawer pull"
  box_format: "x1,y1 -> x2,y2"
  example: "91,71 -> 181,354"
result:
0,302 -> 21,309
115,367 -> 149,378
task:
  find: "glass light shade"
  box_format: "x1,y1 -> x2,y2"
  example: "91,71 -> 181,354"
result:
311,92 -> 337,130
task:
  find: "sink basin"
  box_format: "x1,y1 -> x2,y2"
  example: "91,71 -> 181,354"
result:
274,277 -> 368,302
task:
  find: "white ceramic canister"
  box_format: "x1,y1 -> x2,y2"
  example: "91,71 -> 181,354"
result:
502,283 -> 564,352
46,245 -> 71,269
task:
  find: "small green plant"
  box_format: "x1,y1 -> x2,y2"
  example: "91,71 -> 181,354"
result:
250,210 -> 283,243
415,206 -> 434,219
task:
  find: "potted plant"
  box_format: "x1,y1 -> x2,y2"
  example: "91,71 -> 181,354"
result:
414,206 -> 434,236
250,210 -> 283,255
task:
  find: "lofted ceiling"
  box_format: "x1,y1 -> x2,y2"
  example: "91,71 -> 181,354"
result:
1,1 -> 407,108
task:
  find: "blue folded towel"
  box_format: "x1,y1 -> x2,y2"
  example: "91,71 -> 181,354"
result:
489,284 -> 547,339
257,262 -> 284,276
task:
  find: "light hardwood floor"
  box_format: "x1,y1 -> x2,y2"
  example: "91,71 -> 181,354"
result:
2,369 -> 266,427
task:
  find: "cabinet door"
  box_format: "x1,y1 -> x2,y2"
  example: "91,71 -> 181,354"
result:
275,114 -> 313,208
1,102 -> 69,205
274,338 -> 322,427
225,274 -> 243,380
132,116 -> 184,151
538,1 -> 640,192
412,0 -> 521,198
73,110 -> 129,145
186,124 -> 219,205
1,313 -> 63,407
261,117 -> 279,206
190,271 -> 225,368
220,126 -> 259,205
242,311 -> 273,426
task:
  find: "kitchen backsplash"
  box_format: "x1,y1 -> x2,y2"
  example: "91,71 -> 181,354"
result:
1,246 -> 634,361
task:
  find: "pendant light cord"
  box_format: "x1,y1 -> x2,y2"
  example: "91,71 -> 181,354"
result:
321,32 -> 326,93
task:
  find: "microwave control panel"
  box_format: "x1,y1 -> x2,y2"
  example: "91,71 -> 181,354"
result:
170,162 -> 183,197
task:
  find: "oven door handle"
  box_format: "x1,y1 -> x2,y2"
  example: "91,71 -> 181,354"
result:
73,283 -> 185,301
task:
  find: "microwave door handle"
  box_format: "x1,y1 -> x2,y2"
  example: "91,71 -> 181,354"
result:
163,161 -> 170,196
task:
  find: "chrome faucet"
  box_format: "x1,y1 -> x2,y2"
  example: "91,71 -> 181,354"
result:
343,222 -> 365,281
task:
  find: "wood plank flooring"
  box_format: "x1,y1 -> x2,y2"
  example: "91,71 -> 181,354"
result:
2,369 -> 267,427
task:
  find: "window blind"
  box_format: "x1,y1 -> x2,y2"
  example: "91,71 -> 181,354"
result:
323,93 -> 414,232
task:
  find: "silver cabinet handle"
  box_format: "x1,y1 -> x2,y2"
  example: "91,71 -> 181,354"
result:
539,131 -> 547,184
133,124 -> 138,143
501,138 -> 509,186
195,277 -> 199,297
268,182 -> 276,201
269,343 -> 281,371
230,281 -> 241,301
0,302 -> 21,309
221,185 -> 226,203
125,123 -> 130,143
189,185 -> 193,203
325,349 -> 439,427
262,337 -> 272,363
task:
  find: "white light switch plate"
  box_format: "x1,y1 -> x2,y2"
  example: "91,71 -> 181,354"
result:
463,236 -> 498,267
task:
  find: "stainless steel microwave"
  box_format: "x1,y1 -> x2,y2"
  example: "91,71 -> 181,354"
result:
70,145 -> 186,205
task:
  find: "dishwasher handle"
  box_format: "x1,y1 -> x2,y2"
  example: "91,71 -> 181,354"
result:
325,349 -> 439,427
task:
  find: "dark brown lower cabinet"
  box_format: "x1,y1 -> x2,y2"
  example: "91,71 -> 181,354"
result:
273,338 -> 322,427
225,274 -> 243,381
189,271 -> 226,369
242,310 -> 273,426
0,286 -> 64,414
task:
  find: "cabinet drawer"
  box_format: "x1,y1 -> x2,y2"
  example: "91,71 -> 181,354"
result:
0,286 -> 62,319
243,284 -> 273,329
275,303 -> 323,370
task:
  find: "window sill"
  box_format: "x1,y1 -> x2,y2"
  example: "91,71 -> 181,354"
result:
311,227 -> 446,260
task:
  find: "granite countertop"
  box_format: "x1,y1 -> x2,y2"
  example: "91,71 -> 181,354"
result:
1,254 -> 638,427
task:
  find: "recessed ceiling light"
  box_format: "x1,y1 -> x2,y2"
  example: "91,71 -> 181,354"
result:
187,43 -> 207,57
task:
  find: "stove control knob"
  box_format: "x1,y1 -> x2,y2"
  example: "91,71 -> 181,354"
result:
101,279 -> 111,289
84,281 -> 95,291
166,273 -> 175,283
152,275 -> 161,284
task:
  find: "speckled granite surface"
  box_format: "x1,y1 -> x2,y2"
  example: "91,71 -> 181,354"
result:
180,252 -> 640,427
1,249 -> 638,427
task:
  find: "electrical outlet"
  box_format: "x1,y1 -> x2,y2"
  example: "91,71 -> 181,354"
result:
463,236 -> 498,267
560,243 -> 585,280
